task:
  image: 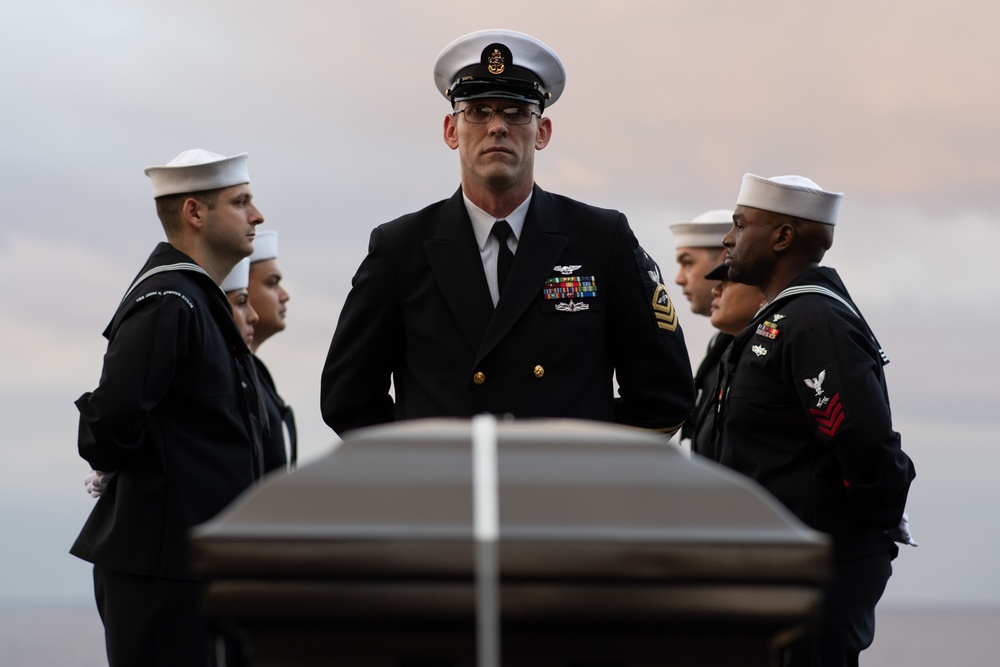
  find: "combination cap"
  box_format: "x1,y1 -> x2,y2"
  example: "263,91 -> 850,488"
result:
434,29 -> 566,110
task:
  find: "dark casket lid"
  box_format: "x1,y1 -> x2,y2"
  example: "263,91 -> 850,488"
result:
191,418 -> 830,584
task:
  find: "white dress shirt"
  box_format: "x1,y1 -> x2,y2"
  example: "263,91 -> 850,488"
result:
462,191 -> 532,306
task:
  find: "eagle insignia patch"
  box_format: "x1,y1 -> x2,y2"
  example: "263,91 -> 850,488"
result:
804,370 -> 826,397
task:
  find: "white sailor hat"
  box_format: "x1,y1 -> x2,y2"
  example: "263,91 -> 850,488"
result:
144,149 -> 250,198
433,29 -> 566,110
669,209 -> 734,248
221,257 -> 250,293
249,230 -> 278,263
736,174 -> 843,225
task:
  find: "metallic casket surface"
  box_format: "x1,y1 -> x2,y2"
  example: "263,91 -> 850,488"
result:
191,418 -> 830,666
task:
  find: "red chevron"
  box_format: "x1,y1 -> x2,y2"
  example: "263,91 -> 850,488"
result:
810,393 -> 845,437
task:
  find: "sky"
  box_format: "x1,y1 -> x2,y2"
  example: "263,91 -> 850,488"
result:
2,0 -> 999,612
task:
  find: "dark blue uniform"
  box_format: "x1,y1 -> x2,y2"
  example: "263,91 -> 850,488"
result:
321,185 -> 695,435
71,243 -> 264,665
254,354 -> 296,472
714,266 -> 915,666
684,331 -> 733,458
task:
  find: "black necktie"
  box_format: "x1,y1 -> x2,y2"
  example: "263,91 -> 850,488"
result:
491,220 -> 514,294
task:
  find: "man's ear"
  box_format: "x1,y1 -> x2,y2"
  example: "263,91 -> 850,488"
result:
443,113 -> 460,150
535,116 -> 552,150
181,197 -> 207,231
773,221 -> 795,253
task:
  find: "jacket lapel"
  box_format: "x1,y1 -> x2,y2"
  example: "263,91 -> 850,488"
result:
477,187 -> 567,362
424,188 -> 494,352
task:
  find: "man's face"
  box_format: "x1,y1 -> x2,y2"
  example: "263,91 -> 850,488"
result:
723,206 -> 777,288
204,184 -> 264,262
248,258 -> 289,346
673,246 -> 725,317
443,98 -> 552,195
227,288 -> 258,348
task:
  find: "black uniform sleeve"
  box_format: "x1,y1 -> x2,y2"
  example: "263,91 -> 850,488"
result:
607,215 -> 695,433
320,227 -> 401,435
788,314 -> 914,530
76,293 -> 193,471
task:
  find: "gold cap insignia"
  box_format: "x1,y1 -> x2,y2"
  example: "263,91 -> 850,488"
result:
487,48 -> 505,75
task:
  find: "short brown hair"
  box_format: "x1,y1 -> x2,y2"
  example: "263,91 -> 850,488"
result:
154,188 -> 223,234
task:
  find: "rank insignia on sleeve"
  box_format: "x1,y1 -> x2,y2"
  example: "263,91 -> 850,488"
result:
755,320 -> 780,339
651,284 -> 678,331
809,391 -> 845,437
631,246 -> 678,333
803,370 -> 826,397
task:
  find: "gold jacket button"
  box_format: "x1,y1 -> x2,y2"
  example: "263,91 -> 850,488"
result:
473,371 -> 486,385
533,365 -> 545,378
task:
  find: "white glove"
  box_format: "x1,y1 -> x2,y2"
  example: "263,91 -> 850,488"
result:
84,470 -> 117,498
885,511 -> 918,546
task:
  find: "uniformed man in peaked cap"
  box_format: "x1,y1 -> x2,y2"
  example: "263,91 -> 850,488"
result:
713,173 -> 916,666
72,149 -> 267,665
321,29 -> 694,435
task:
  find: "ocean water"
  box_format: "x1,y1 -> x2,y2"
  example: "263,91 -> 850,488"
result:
2,605 -> 998,666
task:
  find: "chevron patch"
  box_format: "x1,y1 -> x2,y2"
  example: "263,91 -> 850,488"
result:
633,245 -> 677,334
651,284 -> 678,332
809,392 -> 845,437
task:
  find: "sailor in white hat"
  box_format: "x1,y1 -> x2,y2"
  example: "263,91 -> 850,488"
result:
144,148 -> 261,284
321,29 -> 694,438
715,173 -> 915,665
222,257 -> 258,348
669,209 -> 734,317
724,173 -> 842,291
667,208 -> 735,458
246,230 -> 288,352
245,229 -> 297,471
72,150 -> 267,665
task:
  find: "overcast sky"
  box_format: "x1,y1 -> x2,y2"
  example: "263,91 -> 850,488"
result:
2,1 -> 998,611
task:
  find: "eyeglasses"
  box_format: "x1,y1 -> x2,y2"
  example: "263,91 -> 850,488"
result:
452,105 -> 542,125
